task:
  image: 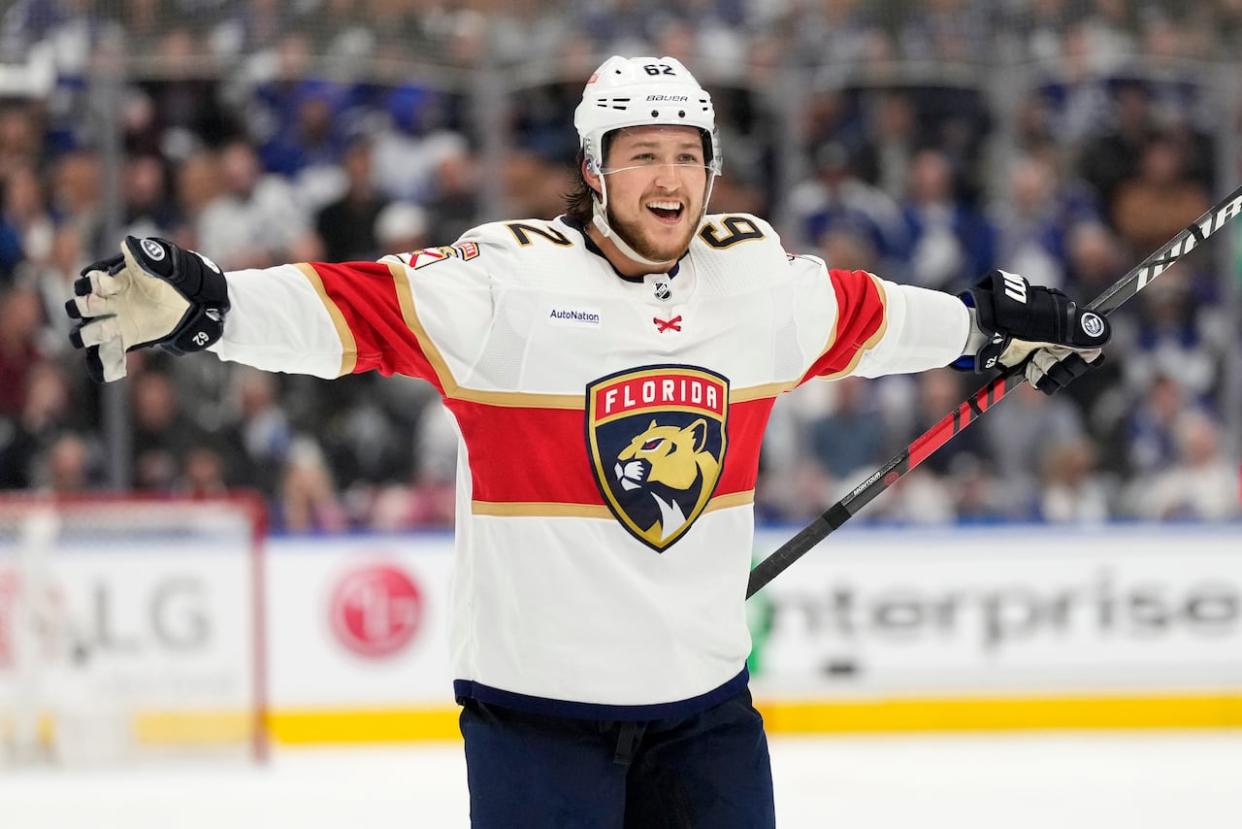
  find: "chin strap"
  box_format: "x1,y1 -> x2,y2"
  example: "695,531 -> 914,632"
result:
590,172 -> 718,271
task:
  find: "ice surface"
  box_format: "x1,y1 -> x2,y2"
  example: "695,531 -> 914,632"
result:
2,733 -> 1240,828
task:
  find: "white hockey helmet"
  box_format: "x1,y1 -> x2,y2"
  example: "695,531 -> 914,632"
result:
574,55 -> 722,177
573,56 -> 722,264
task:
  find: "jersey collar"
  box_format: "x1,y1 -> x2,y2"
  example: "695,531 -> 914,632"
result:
558,214 -> 682,283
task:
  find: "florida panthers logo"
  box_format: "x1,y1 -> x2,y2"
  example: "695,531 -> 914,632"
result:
586,366 -> 728,552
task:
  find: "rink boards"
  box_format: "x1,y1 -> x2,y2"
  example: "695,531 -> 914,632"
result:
7,523 -> 1238,747
262,524 -> 1242,743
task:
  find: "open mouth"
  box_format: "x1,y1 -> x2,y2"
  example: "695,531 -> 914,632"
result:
646,200 -> 685,224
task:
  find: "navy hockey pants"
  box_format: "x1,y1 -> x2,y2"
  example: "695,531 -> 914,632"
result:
459,688 -> 775,828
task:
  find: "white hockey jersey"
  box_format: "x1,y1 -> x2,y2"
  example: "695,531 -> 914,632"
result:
211,213 -> 970,718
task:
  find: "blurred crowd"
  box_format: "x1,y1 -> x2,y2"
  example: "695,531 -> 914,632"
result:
0,0 -> 1239,530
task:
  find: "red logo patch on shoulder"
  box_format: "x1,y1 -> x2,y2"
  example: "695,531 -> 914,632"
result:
586,365 -> 729,552
404,243 -> 482,270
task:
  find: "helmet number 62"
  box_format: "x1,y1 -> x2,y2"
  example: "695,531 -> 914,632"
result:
644,64 -> 675,76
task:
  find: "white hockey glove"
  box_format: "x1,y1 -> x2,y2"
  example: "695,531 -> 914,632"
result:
65,236 -> 229,382
956,270 -> 1110,395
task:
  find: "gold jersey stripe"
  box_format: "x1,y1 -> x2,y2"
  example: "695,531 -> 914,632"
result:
295,262 -> 358,376
471,501 -> 612,518
470,490 -> 754,519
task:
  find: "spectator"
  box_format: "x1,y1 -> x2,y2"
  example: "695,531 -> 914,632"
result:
259,81 -> 355,209
900,148 -> 995,290
23,222 -> 83,349
950,456 -> 1011,522
0,164 -> 52,284
181,445 -> 230,498
853,90 -> 917,198
172,149 -> 221,248
1079,81 -> 1156,210
503,149 -> 572,219
122,154 -> 176,240
899,0 -> 991,64
0,282 -> 44,418
789,141 -> 905,264
881,468 -> 956,524
0,104 -> 43,180
808,376 -> 884,481
1125,374 -> 1190,475
371,85 -> 467,203
908,368 -> 990,476
1064,220 -> 1126,296
49,151 -> 101,233
310,0 -> 377,73
197,139 -> 321,269
993,155 -> 1069,289
1127,410 -> 1239,520
316,136 -> 389,261
997,153 -> 1100,286
1036,26 -> 1118,148
818,227 -> 878,273
1128,264 -> 1229,401
374,201 -> 427,257
0,361 -> 73,489
40,432 -> 92,494
130,370 -> 204,491
982,381 -> 1085,510
1111,135 -> 1210,256
1040,439 -> 1110,523
229,367 -> 293,497
279,436 -> 347,533
425,147 -> 480,244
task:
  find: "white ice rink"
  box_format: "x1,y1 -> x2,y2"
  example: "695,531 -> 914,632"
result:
2,732 -> 1241,828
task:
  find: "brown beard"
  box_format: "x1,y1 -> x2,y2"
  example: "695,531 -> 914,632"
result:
606,203 -> 696,263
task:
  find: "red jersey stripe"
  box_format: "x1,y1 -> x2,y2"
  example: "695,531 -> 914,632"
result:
306,260 -> 445,392
444,395 -> 776,505
800,269 -> 888,384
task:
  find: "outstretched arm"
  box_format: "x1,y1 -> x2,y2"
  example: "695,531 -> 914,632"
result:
790,260 -> 1108,389
66,236 -> 492,390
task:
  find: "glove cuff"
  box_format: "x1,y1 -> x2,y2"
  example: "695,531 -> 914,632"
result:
162,305 -> 226,355
952,295 -> 1011,373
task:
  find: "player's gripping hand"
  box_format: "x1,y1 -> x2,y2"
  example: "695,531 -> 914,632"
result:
958,269 -> 1110,395
65,236 -> 229,382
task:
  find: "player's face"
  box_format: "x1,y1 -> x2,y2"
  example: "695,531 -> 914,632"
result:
600,126 -> 709,262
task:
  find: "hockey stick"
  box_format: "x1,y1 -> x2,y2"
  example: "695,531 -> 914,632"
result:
747,184 -> 1242,599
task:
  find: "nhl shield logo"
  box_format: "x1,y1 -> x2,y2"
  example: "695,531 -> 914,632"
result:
586,365 -> 729,552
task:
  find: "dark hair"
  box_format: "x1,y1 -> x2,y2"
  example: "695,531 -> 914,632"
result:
563,148 -> 598,227
564,128 -> 621,225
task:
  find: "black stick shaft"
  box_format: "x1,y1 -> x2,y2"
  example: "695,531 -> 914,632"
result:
747,184 -> 1242,600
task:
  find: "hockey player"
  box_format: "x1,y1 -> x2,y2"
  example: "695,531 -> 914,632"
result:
65,57 -> 1108,827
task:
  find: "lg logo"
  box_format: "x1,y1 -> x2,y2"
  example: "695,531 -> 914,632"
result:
329,563 -> 424,659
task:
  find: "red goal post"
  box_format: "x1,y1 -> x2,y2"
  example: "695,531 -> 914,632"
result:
0,493 -> 267,766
